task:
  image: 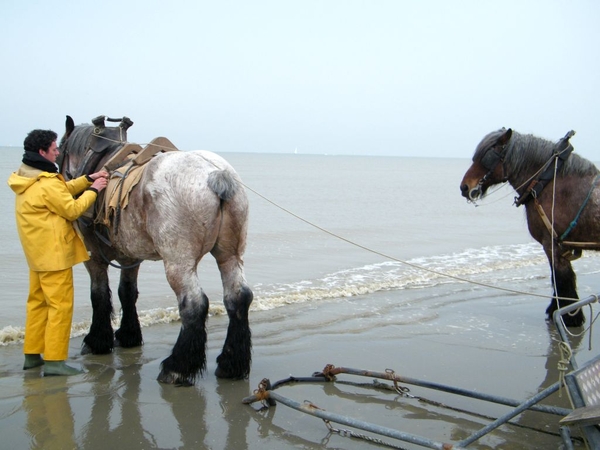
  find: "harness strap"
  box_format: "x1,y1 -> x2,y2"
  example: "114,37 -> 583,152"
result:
534,199 -> 557,239
534,200 -> 582,260
560,174 -> 600,241
532,171 -> 600,260
515,130 -> 575,207
533,203 -> 582,261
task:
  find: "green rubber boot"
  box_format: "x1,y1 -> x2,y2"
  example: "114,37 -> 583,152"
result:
23,354 -> 44,370
43,361 -> 84,377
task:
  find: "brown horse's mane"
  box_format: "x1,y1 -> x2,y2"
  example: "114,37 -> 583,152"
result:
476,129 -> 599,179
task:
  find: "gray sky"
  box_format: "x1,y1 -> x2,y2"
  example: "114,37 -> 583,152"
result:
1,0 -> 599,158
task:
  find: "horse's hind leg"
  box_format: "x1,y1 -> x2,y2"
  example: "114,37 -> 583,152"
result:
545,250 -> 585,327
157,261 -> 208,386
212,248 -> 253,379
114,264 -> 143,348
82,258 -> 115,354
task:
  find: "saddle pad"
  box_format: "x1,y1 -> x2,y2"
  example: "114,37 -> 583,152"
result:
100,161 -> 145,225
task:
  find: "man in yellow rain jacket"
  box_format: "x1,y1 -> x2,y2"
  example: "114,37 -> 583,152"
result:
7,129 -> 108,376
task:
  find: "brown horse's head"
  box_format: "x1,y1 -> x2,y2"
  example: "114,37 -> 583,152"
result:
460,128 -> 512,203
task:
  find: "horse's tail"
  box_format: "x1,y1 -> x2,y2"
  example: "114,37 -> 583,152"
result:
207,170 -> 238,201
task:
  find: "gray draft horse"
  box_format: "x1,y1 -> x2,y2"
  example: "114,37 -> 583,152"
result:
460,128 -> 600,327
59,115 -> 253,385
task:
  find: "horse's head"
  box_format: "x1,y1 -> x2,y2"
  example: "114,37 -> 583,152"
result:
59,115 -> 133,180
460,128 -> 512,203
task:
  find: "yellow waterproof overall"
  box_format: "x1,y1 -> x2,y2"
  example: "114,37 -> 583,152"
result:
7,165 -> 96,362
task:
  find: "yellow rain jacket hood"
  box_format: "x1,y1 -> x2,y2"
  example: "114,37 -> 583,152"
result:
7,163 -> 96,272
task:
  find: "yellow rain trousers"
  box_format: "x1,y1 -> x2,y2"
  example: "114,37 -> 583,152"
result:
24,268 -> 74,361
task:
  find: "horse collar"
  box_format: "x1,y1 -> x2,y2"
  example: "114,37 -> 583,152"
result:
514,130 -> 576,207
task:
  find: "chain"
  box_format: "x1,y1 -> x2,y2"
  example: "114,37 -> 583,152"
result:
320,417 -> 409,449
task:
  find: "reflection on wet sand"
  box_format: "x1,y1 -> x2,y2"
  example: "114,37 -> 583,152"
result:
215,379 -> 251,450
23,376 -> 76,450
81,360 -> 155,448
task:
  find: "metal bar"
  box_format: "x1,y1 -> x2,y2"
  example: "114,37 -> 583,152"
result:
559,426 -> 575,450
330,367 -> 571,416
267,390 -> 465,450
458,381 -> 561,447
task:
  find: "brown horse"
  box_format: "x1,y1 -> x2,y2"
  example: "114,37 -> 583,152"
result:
59,115 -> 253,385
460,128 -> 600,327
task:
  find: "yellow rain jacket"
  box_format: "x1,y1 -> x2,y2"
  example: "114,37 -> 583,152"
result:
7,164 -> 97,272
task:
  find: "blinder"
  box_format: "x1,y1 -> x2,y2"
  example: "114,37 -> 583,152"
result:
479,143 -> 508,184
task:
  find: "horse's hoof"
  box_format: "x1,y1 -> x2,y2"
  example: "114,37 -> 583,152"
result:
81,343 -> 93,355
157,370 -> 193,387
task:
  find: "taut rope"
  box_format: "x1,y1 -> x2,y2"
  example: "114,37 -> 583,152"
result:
89,134 -> 591,304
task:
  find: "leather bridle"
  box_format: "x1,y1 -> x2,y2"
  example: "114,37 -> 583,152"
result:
478,143 -> 509,187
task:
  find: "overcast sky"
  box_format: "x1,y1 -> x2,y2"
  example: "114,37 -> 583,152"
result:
1,1 -> 599,159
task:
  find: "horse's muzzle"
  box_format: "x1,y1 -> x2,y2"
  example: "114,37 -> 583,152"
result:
460,183 -> 481,202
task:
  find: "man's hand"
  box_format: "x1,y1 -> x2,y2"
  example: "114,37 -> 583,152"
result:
88,170 -> 109,181
91,177 -> 108,192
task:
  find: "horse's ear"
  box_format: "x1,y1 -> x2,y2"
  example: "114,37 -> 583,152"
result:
498,128 -> 512,145
65,115 -> 75,136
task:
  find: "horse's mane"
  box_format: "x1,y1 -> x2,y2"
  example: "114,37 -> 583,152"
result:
477,129 -> 598,178
60,125 -> 94,157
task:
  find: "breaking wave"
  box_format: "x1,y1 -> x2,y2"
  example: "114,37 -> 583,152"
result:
0,242 -> 561,346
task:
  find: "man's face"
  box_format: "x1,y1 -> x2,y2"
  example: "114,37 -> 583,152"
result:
39,141 -> 59,164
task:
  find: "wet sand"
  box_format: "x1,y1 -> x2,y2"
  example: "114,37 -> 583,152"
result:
1,278 -> 598,450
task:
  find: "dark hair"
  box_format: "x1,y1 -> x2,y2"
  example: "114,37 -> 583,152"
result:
23,129 -> 58,153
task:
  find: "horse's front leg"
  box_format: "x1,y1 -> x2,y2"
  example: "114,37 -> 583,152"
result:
214,257 -> 253,379
82,257 -> 114,354
114,262 -> 143,348
157,262 -> 208,386
544,248 -> 585,327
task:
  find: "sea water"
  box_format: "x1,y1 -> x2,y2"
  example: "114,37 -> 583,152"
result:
1,146 -> 599,343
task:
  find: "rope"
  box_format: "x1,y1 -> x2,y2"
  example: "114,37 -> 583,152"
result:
550,158 -> 560,315
242,182 -> 577,301
88,134 -> 583,303
557,341 -> 573,400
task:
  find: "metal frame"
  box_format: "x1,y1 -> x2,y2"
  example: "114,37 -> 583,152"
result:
553,294 -> 600,449
243,294 -> 600,449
